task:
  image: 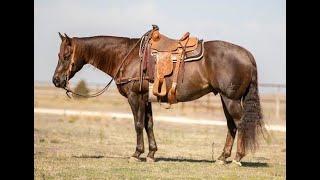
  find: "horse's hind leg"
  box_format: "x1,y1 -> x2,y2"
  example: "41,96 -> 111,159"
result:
144,102 -> 158,162
233,129 -> 246,166
217,95 -> 243,164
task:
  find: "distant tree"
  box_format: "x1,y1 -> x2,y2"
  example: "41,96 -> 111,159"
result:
72,80 -> 89,99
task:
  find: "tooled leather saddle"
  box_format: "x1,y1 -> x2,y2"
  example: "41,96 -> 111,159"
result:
141,25 -> 204,104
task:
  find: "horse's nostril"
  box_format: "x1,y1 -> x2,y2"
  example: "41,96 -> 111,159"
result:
53,77 -> 60,86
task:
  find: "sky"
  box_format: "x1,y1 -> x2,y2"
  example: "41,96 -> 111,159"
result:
34,0 -> 286,91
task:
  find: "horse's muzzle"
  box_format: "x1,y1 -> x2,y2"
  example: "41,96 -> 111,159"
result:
52,76 -> 67,88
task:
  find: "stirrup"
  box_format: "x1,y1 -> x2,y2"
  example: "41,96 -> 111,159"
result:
153,79 -> 167,97
158,80 -> 167,97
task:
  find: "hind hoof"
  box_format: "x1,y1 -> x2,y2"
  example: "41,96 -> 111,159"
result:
128,156 -> 141,163
217,159 -> 226,165
146,157 -> 155,163
232,160 -> 242,167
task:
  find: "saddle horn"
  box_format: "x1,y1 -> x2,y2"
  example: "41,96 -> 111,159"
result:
152,25 -> 159,31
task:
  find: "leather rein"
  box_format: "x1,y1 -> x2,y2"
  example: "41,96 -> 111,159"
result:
63,30 -> 152,98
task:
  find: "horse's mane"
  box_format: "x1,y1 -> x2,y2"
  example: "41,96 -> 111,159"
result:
73,36 -> 139,75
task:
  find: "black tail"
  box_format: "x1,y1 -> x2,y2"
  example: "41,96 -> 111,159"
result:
239,67 -> 267,152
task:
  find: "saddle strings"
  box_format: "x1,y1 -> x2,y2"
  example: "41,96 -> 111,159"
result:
138,30 -> 154,92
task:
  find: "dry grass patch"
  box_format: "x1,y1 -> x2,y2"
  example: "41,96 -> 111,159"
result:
34,114 -> 285,179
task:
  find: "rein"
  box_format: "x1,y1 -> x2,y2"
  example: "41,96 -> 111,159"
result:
64,30 -> 152,98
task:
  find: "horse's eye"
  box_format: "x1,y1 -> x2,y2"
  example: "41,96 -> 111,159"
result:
64,54 -> 70,60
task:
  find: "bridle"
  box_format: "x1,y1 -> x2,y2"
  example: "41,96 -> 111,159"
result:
63,30 -> 153,98
63,43 -> 114,98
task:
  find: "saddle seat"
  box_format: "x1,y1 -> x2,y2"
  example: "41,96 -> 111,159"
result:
150,30 -> 199,53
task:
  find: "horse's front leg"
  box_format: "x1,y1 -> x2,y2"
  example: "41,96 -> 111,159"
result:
145,102 -> 157,162
128,92 -> 147,162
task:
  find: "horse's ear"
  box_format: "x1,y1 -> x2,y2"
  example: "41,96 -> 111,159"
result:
64,33 -> 72,45
58,32 -> 64,41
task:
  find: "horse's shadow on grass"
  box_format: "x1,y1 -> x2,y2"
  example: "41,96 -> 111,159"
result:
72,155 -> 128,159
71,155 -> 268,167
156,157 -> 268,167
72,155 -> 105,159
156,157 -> 213,163
239,162 -> 269,167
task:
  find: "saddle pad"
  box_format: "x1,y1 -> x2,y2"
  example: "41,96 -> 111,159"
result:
151,40 -> 204,63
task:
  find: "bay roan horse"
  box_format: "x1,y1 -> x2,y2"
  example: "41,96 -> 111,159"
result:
53,31 -> 267,166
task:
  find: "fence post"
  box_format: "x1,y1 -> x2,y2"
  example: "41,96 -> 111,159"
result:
181,102 -> 185,115
207,94 -> 210,112
275,86 -> 280,120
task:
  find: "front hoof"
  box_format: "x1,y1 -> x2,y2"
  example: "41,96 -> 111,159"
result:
128,156 -> 141,163
216,159 -> 226,165
231,160 -> 242,167
146,157 -> 155,163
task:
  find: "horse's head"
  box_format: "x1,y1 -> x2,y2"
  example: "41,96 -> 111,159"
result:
52,33 -> 85,88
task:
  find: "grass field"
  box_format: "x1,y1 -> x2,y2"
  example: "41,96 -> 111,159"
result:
34,85 -> 285,179
34,113 -> 285,179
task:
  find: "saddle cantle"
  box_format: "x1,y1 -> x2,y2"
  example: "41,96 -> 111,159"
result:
147,25 -> 204,104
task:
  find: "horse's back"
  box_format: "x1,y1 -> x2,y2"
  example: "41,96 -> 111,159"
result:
204,40 -> 255,66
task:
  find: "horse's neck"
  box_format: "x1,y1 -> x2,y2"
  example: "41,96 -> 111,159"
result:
75,37 -> 136,78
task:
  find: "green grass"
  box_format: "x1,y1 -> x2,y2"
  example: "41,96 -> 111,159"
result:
34,114 -> 285,179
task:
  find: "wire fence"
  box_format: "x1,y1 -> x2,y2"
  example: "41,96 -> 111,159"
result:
34,81 -> 286,122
